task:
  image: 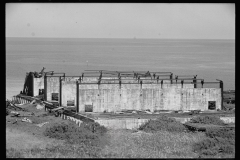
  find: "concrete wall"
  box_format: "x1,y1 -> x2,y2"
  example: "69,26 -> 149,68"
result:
44,76 -> 219,111
33,77 -> 44,96
78,88 -> 221,112
46,77 -> 60,101
95,118 -> 149,130
95,116 -> 234,130
61,77 -> 79,106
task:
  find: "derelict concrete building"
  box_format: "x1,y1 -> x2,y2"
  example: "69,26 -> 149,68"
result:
21,70 -> 223,113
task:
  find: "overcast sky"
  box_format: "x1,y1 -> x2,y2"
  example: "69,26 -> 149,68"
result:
6,3 -> 235,39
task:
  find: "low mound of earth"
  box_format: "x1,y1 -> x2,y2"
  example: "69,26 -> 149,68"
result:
6,104 -> 65,150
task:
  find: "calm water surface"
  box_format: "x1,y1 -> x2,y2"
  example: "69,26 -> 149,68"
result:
6,38 -> 235,99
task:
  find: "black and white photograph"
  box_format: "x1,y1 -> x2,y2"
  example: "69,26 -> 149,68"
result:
6,3 -> 235,158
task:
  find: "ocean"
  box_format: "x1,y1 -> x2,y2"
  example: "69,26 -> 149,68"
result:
6,37 -> 235,99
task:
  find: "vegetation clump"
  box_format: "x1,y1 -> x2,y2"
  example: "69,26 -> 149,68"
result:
189,115 -> 225,125
44,121 -> 107,147
139,115 -> 186,133
193,128 -> 235,157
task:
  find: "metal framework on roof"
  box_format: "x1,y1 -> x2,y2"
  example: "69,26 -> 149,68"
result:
41,69 -> 222,86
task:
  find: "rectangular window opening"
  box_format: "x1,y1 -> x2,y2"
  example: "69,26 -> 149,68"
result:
67,100 -> 75,106
85,104 -> 93,112
52,93 -> 58,101
208,101 -> 216,110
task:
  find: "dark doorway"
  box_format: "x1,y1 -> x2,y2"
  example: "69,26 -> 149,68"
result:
208,101 -> 216,110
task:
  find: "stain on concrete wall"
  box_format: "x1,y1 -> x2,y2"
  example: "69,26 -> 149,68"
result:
46,77 -> 60,101
79,84 -> 98,89
61,77 -> 78,106
33,77 -> 44,96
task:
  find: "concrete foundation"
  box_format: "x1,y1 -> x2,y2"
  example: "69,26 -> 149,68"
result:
95,118 -> 149,130
95,116 -> 234,130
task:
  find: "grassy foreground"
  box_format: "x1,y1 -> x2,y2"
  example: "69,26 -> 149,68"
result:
6,115 -> 235,158
6,129 -> 204,158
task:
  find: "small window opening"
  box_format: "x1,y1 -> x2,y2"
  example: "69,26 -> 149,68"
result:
52,93 -> 58,101
85,104 -> 93,112
67,100 -> 75,106
208,101 -> 216,110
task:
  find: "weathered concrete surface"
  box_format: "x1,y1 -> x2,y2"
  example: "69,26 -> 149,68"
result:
173,116 -> 235,124
95,118 -> 149,130
44,76 -> 220,112
46,77 -> 60,101
33,77 -> 44,96
78,88 -> 221,112
79,84 -> 98,89
220,117 -> 235,123
172,117 -> 192,124
61,77 -> 78,106
95,116 -> 235,130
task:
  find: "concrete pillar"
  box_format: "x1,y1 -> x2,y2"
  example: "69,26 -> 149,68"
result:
193,75 -> 197,88
59,77 -> 62,106
201,80 -> 204,88
76,81 -> 79,113
170,73 -> 173,84
119,80 -> 121,89
219,80 -> 224,110
181,80 -> 184,88
44,75 -> 47,101
82,73 -> 84,81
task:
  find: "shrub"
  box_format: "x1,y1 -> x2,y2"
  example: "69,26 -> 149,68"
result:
80,121 -> 107,136
200,148 -> 219,156
44,121 -> 108,147
206,128 -> 235,140
193,127 -> 235,157
139,115 -> 186,133
43,121 -> 70,140
193,138 -> 217,153
190,115 -> 225,125
6,148 -> 23,158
